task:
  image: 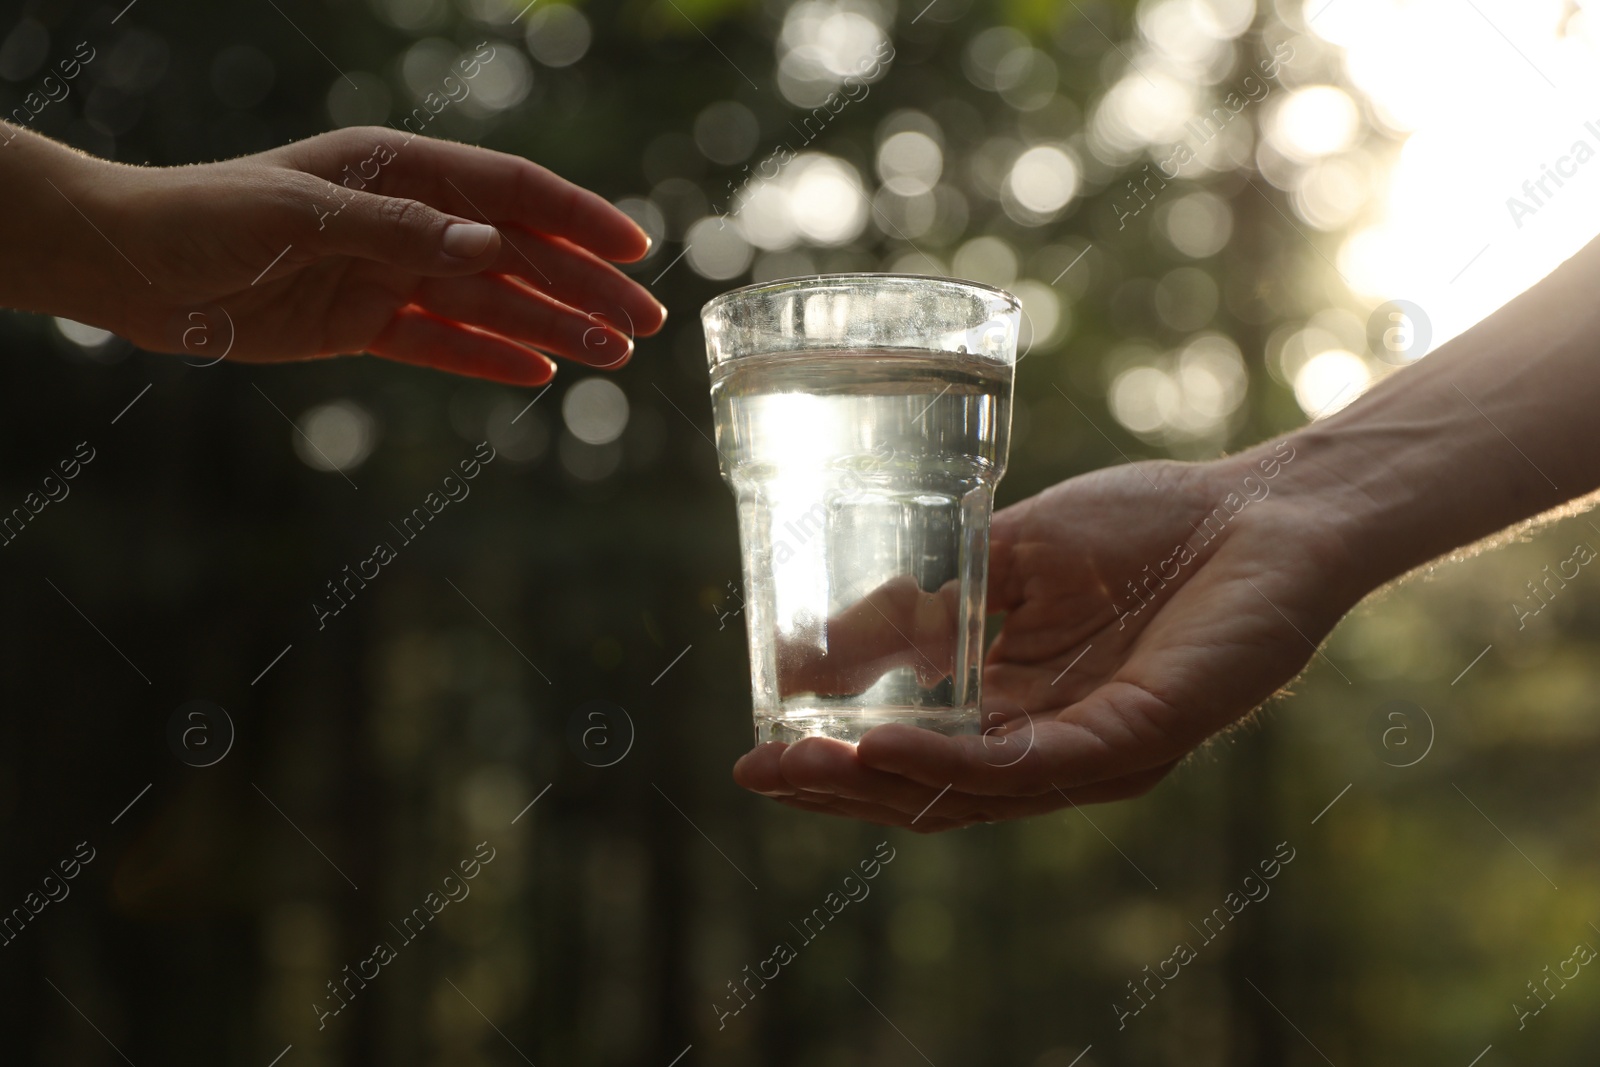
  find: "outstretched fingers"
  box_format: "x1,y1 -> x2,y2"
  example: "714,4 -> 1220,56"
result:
285,129 -> 652,262
493,229 -> 667,336
368,306 -> 556,385
411,273 -> 633,368
381,136 -> 651,262
292,181 -> 504,278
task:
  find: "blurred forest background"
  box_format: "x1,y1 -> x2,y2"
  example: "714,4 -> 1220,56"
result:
4,0 -> 1600,1064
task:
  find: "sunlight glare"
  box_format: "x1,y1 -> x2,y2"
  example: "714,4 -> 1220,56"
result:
1319,0 -> 1600,352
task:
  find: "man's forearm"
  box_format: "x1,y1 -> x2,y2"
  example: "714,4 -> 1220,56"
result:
1254,234 -> 1600,595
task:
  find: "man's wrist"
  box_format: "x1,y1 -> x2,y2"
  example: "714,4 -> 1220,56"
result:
1215,430 -> 1396,610
1230,357 -> 1583,605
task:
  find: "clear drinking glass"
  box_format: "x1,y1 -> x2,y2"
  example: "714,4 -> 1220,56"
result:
703,273 -> 1020,744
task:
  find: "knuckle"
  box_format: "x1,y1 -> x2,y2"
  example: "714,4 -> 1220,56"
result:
297,127 -> 347,156
322,126 -> 361,150
377,195 -> 427,231
276,173 -> 330,240
376,196 -> 440,254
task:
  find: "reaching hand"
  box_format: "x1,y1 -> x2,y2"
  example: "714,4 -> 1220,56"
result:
26,125 -> 665,384
733,444 -> 1366,830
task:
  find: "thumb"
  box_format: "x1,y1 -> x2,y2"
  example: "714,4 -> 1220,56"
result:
989,495 -> 1032,546
987,496 -> 1035,612
304,185 -> 502,274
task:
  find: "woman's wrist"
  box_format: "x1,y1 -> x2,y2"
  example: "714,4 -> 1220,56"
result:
0,126 -> 124,327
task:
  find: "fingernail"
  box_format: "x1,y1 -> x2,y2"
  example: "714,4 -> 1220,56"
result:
600,338 -> 633,368
443,222 -> 496,258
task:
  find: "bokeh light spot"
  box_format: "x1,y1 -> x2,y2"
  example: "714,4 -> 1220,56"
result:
525,5 -> 592,68
686,217 -> 754,280
1271,85 -> 1360,161
562,378 -> 630,446
52,318 -> 114,351
295,401 -> 377,473
695,100 -> 760,165
952,236 -> 1018,288
1162,190 -> 1233,257
1110,366 -> 1181,436
460,43 -> 531,113
327,71 -> 392,127
877,131 -> 943,196
1006,145 -> 1080,215
788,155 -> 868,245
1293,349 -> 1370,418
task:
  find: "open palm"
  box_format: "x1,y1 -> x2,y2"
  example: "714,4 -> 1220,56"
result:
733,448 -> 1362,830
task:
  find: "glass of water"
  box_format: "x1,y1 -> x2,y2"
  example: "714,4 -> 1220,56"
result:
702,274 -> 1020,745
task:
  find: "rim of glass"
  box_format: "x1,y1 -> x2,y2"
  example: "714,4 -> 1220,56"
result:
700,272 -> 1021,319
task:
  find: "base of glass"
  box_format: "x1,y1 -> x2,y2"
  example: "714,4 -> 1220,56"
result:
755,705 -> 980,745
